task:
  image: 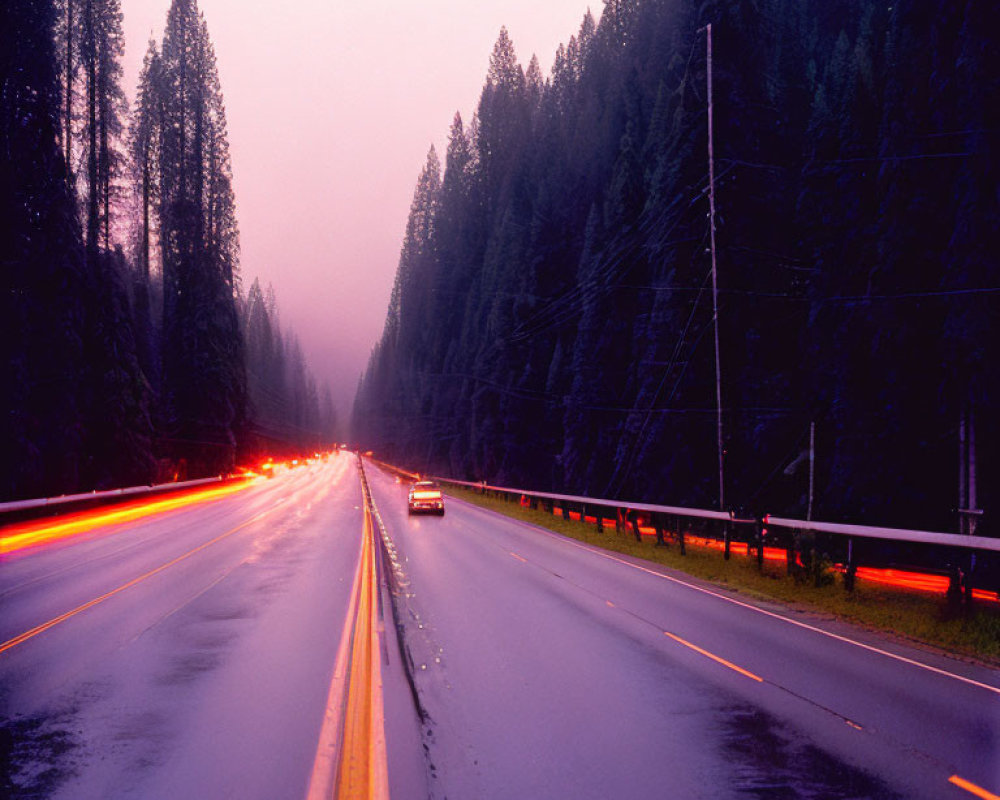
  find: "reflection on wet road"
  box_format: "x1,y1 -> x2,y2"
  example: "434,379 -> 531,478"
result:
366,462 -> 999,800
2,454 -> 998,799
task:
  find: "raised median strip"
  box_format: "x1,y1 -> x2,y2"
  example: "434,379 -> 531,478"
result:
307,461 -> 389,800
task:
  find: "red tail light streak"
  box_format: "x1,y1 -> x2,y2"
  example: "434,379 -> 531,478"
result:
541,505 -> 998,604
0,479 -> 256,557
841,566 -> 999,603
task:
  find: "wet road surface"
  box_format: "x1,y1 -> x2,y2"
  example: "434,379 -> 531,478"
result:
2,454 -> 998,799
1,455 -> 420,799
366,462 -> 1000,800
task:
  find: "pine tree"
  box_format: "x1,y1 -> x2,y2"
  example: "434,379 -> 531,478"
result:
128,39 -> 163,389
1,0 -> 87,499
158,0 -> 246,475
353,0 -> 999,529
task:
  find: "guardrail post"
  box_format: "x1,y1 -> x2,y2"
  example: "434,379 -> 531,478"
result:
844,537 -> 856,592
723,519 -> 731,560
964,552 -> 976,611
755,516 -> 765,572
677,516 -> 686,555
595,506 -> 604,533
653,513 -> 666,547
947,564 -> 963,611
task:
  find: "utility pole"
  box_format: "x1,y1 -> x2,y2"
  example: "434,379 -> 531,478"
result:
807,421 -> 815,521
706,23 -> 725,511
960,404 -> 980,536
968,407 -> 977,534
959,411 -> 967,534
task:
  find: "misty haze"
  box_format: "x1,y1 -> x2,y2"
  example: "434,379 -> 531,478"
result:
2,1 -> 998,799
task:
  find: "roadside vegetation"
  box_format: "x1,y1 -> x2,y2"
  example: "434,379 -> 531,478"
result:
446,485 -> 1000,665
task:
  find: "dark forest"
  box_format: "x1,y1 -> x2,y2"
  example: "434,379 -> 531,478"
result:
1,0 -> 337,501
352,0 -> 998,532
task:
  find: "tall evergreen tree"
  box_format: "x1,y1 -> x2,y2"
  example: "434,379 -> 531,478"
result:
354,0 -> 999,531
158,0 -> 246,475
1,0 -> 87,498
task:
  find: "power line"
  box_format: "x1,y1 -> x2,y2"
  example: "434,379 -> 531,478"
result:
826,287 -> 1000,302
604,265 -> 713,497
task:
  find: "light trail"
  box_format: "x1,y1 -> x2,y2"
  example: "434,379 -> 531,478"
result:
0,465 -> 341,657
542,504 -> 999,601
0,479 -> 256,557
949,775 -> 1000,800
847,566 -> 999,603
0,501 -> 276,656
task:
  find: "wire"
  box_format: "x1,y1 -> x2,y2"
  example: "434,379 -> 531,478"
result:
826,287 -> 1000,302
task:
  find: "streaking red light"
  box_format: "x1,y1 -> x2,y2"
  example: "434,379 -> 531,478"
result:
0,480 -> 255,557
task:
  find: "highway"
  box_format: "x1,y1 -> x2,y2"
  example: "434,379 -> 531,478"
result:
369,463 -> 999,800
1,454 -> 998,799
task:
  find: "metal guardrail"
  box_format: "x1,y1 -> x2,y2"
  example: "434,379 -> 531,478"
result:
0,476 -> 228,517
367,457 -> 998,605
435,476 -> 735,522
428,474 -> 1000,553
768,516 -> 1000,553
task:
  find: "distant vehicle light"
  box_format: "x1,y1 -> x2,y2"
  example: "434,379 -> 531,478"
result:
408,481 -> 445,516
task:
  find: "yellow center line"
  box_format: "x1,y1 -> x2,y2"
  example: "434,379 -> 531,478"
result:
309,470 -> 389,800
1,493 -> 291,656
496,530 -> 759,686
306,515 -> 366,800
663,631 -> 764,683
950,775 -> 1000,800
335,501 -> 389,799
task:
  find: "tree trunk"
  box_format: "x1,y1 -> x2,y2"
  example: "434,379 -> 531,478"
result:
85,0 -> 98,254
65,0 -> 74,182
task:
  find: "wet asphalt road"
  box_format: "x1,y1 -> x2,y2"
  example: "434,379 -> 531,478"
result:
366,462 -> 1000,800
2,454 -> 998,799
0,455 -> 386,799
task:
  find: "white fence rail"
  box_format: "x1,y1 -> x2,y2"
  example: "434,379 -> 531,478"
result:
0,476 -> 228,517
425,473 -> 999,553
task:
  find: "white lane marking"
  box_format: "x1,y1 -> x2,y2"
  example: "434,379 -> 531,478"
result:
450,496 -> 1000,696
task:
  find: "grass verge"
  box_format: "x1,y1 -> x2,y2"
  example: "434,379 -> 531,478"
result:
446,485 -> 1000,665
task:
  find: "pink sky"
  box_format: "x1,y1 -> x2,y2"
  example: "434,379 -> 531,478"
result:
122,0 -> 599,419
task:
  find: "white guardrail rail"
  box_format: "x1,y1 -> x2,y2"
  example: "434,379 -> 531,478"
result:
0,476 -> 228,517
368,457 -> 1000,555
430,475 -> 1000,553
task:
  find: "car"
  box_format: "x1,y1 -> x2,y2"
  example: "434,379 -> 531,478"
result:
408,481 -> 445,515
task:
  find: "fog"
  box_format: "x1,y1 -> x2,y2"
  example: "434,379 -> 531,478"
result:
122,0 -> 599,419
